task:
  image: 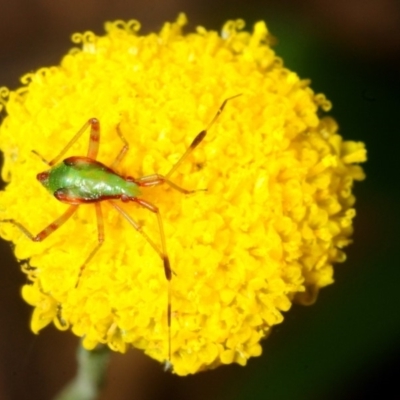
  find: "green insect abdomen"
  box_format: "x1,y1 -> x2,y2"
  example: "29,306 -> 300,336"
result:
37,156 -> 140,203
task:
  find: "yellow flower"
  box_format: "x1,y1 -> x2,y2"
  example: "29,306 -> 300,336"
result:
0,14 -> 366,376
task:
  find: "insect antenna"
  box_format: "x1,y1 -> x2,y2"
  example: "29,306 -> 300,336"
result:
31,149 -> 50,165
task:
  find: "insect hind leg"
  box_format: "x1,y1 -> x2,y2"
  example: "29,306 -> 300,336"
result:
133,173 -> 205,195
165,94 -> 242,179
108,199 -> 173,367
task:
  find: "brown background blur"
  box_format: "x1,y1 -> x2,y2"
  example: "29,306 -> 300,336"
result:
0,1 -> 399,400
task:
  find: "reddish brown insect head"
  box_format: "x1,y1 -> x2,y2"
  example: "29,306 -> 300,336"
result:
36,171 -> 49,184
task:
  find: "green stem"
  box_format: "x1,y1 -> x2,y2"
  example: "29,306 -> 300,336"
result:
54,341 -> 110,400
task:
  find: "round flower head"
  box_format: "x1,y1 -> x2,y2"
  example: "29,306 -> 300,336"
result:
0,14 -> 366,375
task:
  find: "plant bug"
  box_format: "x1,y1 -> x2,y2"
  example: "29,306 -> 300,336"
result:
1,94 -> 241,369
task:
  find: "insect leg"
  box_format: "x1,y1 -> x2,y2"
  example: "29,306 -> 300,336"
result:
108,199 -> 173,365
45,118 -> 101,166
110,123 -> 129,170
108,200 -> 171,278
1,205 -> 78,241
134,173 -> 201,194
75,203 -> 105,288
165,94 -> 241,179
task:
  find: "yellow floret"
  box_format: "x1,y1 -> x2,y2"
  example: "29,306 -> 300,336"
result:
0,14 -> 366,375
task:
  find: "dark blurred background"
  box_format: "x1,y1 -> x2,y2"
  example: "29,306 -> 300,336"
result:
0,1 -> 399,399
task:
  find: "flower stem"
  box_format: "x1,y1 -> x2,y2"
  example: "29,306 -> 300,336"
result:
54,342 -> 110,400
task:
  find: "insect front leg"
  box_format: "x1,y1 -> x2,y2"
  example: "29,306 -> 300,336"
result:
110,123 -> 130,170
41,118 -> 101,166
1,205 -> 78,242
